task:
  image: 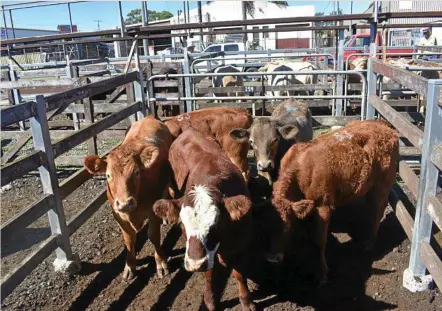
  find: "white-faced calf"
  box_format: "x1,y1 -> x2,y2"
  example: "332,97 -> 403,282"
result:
153,129 -> 255,311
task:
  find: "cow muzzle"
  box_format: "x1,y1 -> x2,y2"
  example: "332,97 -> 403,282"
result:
184,256 -> 209,272
257,160 -> 273,172
114,197 -> 137,212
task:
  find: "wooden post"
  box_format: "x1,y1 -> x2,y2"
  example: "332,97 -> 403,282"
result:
177,63 -> 185,114
403,80 -> 442,292
336,29 -> 345,116
66,64 -> 80,130
125,82 -> 137,124
30,95 -> 79,273
8,65 -> 25,131
133,39 -> 147,120
82,78 -> 98,155
146,61 -> 156,117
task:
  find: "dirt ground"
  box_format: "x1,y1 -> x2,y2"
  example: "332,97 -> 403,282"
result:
1,129 -> 442,311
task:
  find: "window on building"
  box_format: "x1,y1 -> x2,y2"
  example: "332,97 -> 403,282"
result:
263,26 -> 269,39
224,44 -> 239,52
252,27 -> 259,43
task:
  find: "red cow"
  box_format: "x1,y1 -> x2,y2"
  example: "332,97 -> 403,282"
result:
83,116 -> 172,280
153,129 -> 255,311
268,120 -> 399,286
164,107 -> 253,181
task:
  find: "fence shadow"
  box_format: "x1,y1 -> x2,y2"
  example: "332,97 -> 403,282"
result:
239,204 -> 405,311
1,227 -> 51,257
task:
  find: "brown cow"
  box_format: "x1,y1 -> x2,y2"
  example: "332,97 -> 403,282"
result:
153,129 -> 255,311
164,107 -> 253,180
267,120 -> 399,286
230,99 -> 313,185
83,116 -> 172,280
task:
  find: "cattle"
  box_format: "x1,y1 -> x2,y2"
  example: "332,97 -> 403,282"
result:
164,107 -> 253,180
230,99 -> 313,185
267,120 -> 399,286
210,65 -> 244,102
152,129 -> 255,311
259,60 -> 322,97
83,116 -> 172,280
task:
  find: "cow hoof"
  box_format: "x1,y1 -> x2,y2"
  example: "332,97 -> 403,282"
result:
122,265 -> 136,281
156,266 -> 169,279
241,301 -> 256,311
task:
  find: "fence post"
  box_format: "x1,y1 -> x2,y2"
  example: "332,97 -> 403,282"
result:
125,82 -> 137,124
82,78 -> 98,155
403,80 -> 442,292
365,58 -> 376,120
182,47 -> 193,112
66,64 -> 80,130
335,28 -> 345,116
8,64 -> 25,131
30,95 -> 80,273
133,39 -> 147,120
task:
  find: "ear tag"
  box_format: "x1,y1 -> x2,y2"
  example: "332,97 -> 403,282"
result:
286,106 -> 297,111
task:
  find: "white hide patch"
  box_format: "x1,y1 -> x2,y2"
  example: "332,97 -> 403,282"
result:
179,185 -> 220,242
333,130 -> 353,142
177,114 -> 191,122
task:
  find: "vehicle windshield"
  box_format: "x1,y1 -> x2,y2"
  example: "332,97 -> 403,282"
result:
344,36 -> 354,47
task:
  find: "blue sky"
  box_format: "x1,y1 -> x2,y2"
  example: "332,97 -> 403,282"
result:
1,1 -> 371,32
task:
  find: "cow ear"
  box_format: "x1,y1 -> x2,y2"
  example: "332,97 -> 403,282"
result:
140,148 -> 159,169
83,155 -> 107,175
229,128 -> 250,143
223,195 -> 252,221
153,199 -> 181,223
277,125 -> 299,141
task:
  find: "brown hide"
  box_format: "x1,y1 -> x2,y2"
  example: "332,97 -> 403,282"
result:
152,129 -> 254,310
83,116 -> 173,280
164,107 -> 253,180
270,120 -> 399,285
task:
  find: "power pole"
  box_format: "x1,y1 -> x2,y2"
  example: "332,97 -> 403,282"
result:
94,20 -> 102,30
141,1 -> 149,56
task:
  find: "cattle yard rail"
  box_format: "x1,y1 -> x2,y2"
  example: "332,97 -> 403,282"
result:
366,57 -> 442,292
0,67 -> 147,299
146,70 -> 366,118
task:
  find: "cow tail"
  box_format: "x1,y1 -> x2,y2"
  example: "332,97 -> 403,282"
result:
272,171 -> 315,220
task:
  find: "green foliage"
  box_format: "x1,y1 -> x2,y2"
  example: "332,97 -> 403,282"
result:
125,8 -> 173,25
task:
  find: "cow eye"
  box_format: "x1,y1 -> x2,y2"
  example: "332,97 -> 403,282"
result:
249,139 -> 254,146
106,173 -> 111,180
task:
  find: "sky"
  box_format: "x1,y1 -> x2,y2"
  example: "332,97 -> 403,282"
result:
0,1 -> 371,32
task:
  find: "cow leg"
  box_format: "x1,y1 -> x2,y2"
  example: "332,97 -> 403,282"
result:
314,205 -> 331,286
232,268 -> 255,311
363,186 -> 390,252
121,228 -> 137,280
203,269 -> 216,311
148,215 -> 169,278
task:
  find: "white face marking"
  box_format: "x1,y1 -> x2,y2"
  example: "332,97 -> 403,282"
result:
180,185 -> 220,268
334,130 -> 353,142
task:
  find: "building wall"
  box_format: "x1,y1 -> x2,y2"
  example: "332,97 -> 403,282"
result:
1,27 -> 60,40
381,1 -> 442,24
170,1 -> 315,50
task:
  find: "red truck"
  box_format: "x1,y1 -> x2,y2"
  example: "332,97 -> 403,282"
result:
304,32 -> 415,65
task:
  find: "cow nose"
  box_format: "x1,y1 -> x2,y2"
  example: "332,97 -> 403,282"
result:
115,197 -> 137,211
184,257 -> 208,272
257,160 -> 273,172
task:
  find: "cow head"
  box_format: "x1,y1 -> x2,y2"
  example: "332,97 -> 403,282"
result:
153,185 -> 251,272
83,146 -> 159,213
230,118 -> 299,174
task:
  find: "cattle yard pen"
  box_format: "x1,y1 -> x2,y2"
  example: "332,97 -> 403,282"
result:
1,8 -> 442,305
366,58 -> 442,292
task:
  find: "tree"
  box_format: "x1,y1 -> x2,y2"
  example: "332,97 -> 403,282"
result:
125,8 -> 173,25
